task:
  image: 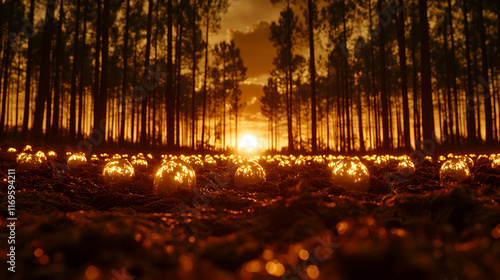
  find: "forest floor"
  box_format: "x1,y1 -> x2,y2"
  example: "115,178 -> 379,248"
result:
0,147 -> 499,280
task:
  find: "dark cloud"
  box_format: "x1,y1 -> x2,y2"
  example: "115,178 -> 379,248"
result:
229,21 -> 275,79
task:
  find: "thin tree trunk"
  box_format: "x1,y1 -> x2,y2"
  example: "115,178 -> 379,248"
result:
98,0 -> 110,145
201,0 -> 211,149
377,0 -> 390,151
167,0 -> 174,149
93,0 -> 102,134
0,0 -> 15,137
21,0 -> 35,139
69,0 -> 82,141
462,0 -> 476,144
191,0 -> 198,150
120,0 -> 130,145
140,0 -> 153,147
51,0 -> 64,141
477,0 -> 493,143
447,0 -> 460,144
396,0 -> 411,149
419,0 -> 435,142
308,0 -> 317,152
78,0 -> 89,140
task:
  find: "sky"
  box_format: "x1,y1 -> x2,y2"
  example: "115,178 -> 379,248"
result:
213,0 -> 283,149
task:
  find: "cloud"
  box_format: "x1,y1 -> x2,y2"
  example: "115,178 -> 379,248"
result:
229,21 -> 275,79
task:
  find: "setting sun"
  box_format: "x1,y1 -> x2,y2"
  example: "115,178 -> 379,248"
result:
239,134 -> 258,150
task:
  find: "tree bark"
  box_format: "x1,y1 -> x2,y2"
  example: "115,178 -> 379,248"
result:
462,0 -> 476,144
98,0 -> 110,145
477,0 -> 493,144
140,0 -> 153,147
308,0 -> 317,152
120,0 -> 130,146
418,0 -> 435,142
396,0 -> 411,149
167,0 -> 175,149
31,0 -> 55,140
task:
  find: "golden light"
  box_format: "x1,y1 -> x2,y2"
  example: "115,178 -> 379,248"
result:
7,147 -> 17,153
23,145 -> 33,152
234,160 -> 266,187
439,158 -> 470,185
239,134 -> 258,151
47,151 -> 57,160
17,153 -> 43,170
90,154 -> 99,163
397,159 -> 415,176
332,158 -> 370,192
154,160 -> 197,195
491,158 -> 500,169
102,159 -> 135,183
67,153 -> 87,168
35,151 -> 47,162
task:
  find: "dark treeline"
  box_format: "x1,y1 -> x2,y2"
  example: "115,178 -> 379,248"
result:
261,0 -> 500,152
0,0 -> 499,152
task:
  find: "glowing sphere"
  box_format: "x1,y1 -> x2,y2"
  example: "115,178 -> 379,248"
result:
332,159 -> 370,192
234,161 -> 266,187
204,156 -> 217,168
47,151 -> 57,160
90,154 -> 100,163
23,145 -> 33,152
439,158 -> 470,185
35,151 -> 47,162
102,159 -> 135,183
154,160 -> 197,195
187,156 -> 204,171
239,134 -> 258,151
18,154 -> 43,170
131,157 -> 148,171
67,153 -> 87,168
7,147 -> 17,153
397,159 -> 415,176
491,158 -> 500,169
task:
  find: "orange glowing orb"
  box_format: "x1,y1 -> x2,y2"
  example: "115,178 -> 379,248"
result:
102,159 -> 135,183
154,160 -> 197,195
439,158 -> 470,185
332,158 -> 370,192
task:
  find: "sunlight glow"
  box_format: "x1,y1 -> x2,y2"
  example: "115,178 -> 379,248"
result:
239,134 -> 258,150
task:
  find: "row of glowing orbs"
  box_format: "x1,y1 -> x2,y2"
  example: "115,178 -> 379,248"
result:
9,145 -> 485,191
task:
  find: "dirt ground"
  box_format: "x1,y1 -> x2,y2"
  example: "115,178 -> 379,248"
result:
1,148 -> 499,280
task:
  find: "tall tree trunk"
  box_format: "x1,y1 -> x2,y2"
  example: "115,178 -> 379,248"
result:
201,0 -> 211,149
21,0 -> 35,140
140,0 -> 153,147
308,0 -> 317,152
462,0 -> 476,144
447,0 -> 460,144
396,0 -> 411,149
31,0 -> 55,140
93,0 -> 102,134
78,0 -> 89,140
51,0 -> 64,142
69,0 -> 82,142
98,0 -> 109,145
443,18 -> 453,143
175,20 -> 183,147
477,0 -> 493,143
377,0 -> 390,151
167,0 -> 175,149
0,0 -> 15,137
191,0 -> 198,150
120,0 -> 130,145
418,0 -> 435,142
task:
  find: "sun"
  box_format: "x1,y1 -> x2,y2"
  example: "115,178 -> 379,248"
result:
239,134 -> 258,150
